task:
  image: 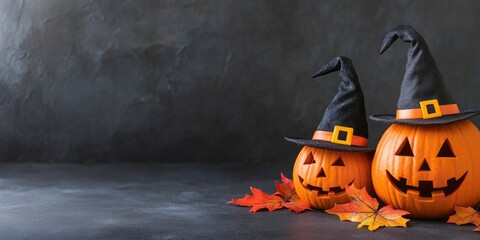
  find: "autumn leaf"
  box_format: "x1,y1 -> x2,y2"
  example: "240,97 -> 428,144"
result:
282,194 -> 312,213
275,173 -> 311,213
447,206 -> 480,226
326,185 -> 410,231
228,173 -> 311,213
275,173 -> 295,200
229,187 -> 285,212
447,205 -> 480,232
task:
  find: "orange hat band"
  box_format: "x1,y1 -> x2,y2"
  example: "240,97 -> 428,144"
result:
396,101 -> 459,120
312,129 -> 368,147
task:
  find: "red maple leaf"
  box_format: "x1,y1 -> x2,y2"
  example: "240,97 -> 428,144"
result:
229,187 -> 284,212
228,173 -> 311,213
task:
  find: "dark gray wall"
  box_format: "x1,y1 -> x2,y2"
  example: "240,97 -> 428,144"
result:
0,0 -> 479,163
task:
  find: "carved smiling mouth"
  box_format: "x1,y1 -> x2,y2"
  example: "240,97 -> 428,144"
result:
386,170 -> 467,198
298,176 -> 354,196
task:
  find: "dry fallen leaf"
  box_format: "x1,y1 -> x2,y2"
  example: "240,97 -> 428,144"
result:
275,173 -> 311,213
275,173 -> 295,200
326,185 -> 410,231
228,173 -> 311,213
447,206 -> 480,226
229,187 -> 284,212
447,205 -> 480,232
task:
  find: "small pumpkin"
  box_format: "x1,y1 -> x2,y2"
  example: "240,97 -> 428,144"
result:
372,120 -> 480,219
293,146 -> 373,209
285,56 -> 374,210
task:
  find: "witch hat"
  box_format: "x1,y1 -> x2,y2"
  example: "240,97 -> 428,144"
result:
370,25 -> 480,125
285,56 -> 374,152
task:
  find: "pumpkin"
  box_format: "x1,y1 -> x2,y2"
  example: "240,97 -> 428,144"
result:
372,120 -> 480,219
293,146 -> 373,210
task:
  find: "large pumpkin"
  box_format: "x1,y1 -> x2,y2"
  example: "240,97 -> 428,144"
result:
293,146 -> 373,210
372,120 -> 480,219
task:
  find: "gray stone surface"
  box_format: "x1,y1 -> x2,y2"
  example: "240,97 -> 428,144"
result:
0,1 -> 479,163
0,164 -> 477,239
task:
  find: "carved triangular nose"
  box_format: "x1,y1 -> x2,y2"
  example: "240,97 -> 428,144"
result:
317,168 -> 327,178
419,159 -> 431,171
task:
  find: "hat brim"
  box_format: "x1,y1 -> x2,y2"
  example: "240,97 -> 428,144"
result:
369,110 -> 480,125
284,137 -> 375,152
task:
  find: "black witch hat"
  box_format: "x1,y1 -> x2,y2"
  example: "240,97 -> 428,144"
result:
285,56 -> 374,152
370,25 -> 480,125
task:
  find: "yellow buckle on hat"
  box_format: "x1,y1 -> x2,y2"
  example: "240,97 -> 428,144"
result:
331,125 -> 354,145
420,99 -> 442,119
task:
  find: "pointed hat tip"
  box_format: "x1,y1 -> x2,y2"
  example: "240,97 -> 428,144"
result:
312,56 -> 350,78
379,47 -> 386,55
379,25 -> 421,55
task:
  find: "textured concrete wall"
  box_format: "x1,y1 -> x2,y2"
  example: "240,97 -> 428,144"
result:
0,0 -> 479,163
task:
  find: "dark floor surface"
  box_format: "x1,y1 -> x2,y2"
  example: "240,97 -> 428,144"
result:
0,163 -> 477,240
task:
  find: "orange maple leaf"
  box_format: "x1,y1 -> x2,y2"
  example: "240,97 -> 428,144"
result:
447,206 -> 480,226
228,173 -> 311,213
447,205 -> 480,232
275,173 -> 311,213
326,185 -> 410,231
275,173 -> 295,199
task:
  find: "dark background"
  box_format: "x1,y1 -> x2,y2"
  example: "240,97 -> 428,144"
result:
0,0 -> 479,163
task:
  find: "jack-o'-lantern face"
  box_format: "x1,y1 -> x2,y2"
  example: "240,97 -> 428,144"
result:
293,146 -> 373,210
372,120 -> 480,219
386,137 -> 466,198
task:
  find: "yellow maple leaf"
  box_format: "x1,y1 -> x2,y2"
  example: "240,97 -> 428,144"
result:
447,206 -> 480,226
326,185 -> 410,231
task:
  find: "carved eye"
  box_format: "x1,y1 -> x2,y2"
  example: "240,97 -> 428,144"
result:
437,139 -> 455,158
304,152 -> 316,164
331,157 -> 345,166
395,138 -> 414,156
